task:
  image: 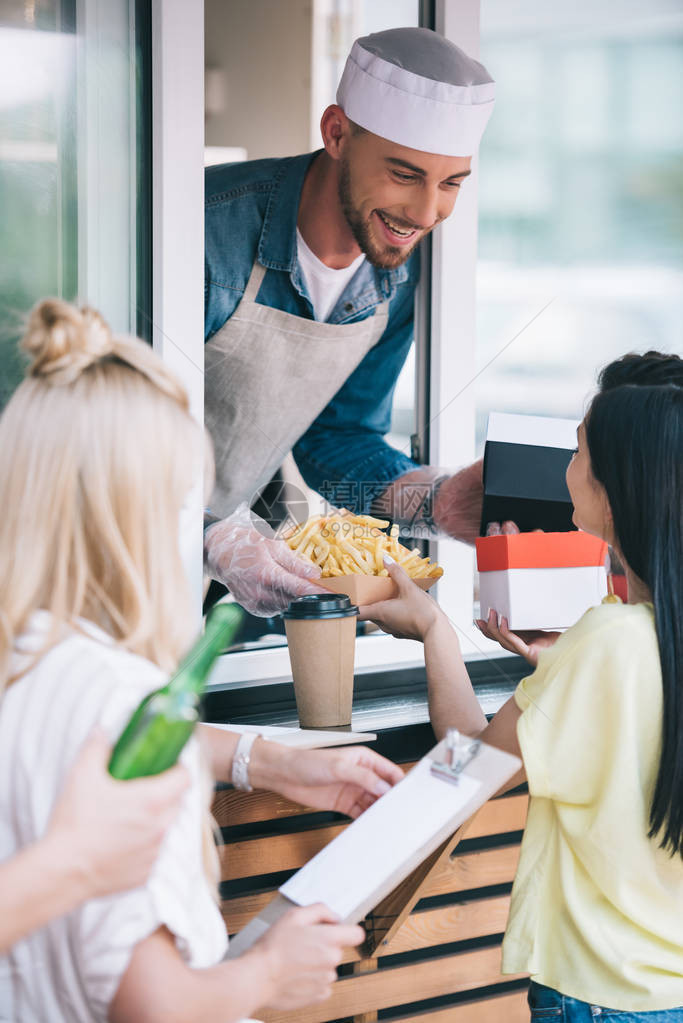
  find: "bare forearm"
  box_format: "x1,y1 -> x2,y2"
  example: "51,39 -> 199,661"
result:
197,724 -> 241,784
160,951 -> 272,1023
110,928 -> 276,1023
423,616 -> 487,741
198,724 -> 294,796
0,836 -> 88,952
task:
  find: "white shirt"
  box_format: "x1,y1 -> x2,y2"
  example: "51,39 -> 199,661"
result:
0,612 -> 227,1023
296,228 -> 365,322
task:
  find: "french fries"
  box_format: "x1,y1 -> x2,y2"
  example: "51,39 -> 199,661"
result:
282,511 -> 443,580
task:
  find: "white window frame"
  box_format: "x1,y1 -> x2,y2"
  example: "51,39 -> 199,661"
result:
151,0 -> 205,616
427,0 -> 503,663
77,0 -> 138,334
151,0 -> 504,685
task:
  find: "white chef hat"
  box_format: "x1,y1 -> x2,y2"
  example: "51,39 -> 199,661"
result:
336,27 -> 495,157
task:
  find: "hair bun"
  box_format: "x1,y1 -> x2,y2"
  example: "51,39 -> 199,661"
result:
22,299 -> 113,383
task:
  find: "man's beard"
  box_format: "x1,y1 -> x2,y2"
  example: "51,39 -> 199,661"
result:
338,156 -> 420,270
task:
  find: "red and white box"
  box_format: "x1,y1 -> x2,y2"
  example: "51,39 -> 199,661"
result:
476,531 -> 608,631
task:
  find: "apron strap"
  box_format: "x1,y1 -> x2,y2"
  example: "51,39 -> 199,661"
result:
242,260 -> 267,304
243,259 -> 392,321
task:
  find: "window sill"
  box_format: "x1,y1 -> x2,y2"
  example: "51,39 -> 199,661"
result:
202,654 -> 527,752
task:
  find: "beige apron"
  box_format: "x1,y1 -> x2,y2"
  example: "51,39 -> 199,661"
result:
205,259 -> 389,516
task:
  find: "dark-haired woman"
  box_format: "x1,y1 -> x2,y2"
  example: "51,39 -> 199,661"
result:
359,356 -> 683,1019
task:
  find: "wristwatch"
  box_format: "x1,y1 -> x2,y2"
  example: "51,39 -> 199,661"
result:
407,473 -> 450,535
231,732 -> 261,792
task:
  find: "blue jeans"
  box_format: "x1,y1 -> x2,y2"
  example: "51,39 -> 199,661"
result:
529,982 -> 683,1021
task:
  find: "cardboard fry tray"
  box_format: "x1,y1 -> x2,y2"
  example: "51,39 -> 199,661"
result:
317,574 -> 437,605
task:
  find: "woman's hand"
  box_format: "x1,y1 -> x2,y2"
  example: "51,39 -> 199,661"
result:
46,728 -> 190,898
255,904 -> 364,1011
252,742 -> 404,819
475,609 -> 561,667
110,907 -> 364,1021
357,556 -> 445,642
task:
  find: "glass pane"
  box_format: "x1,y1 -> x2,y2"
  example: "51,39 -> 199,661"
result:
0,0 -> 151,411
476,1 -> 683,448
204,0 -> 421,652
474,1 -> 682,612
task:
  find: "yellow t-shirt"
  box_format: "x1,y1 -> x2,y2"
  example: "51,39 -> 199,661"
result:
502,601 -> 683,1011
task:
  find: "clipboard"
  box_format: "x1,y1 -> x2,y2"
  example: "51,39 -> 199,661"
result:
225,732 -> 521,959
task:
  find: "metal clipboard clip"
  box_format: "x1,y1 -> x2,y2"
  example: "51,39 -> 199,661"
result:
430,729 -> 481,785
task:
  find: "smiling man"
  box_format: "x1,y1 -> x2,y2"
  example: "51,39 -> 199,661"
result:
204,27 -> 495,616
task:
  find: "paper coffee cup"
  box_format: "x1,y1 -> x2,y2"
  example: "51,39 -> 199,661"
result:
283,595 -> 359,728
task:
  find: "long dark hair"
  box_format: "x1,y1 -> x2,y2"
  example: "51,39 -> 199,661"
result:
597,349 -> 683,391
585,378 -> 683,856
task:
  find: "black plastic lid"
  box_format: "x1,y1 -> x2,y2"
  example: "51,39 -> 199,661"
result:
282,594 -> 359,620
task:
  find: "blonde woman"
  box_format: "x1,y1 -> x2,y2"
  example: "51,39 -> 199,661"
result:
0,728 -> 189,955
0,300 -> 400,1023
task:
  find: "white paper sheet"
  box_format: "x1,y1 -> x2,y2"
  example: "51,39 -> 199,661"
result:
280,756 -> 481,919
487,411 -> 579,449
202,721 -> 376,749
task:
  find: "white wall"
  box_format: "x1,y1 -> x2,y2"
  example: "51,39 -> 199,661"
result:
204,0 -> 312,160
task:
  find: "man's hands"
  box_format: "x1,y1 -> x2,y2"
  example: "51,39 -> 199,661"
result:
432,459 -> 484,544
373,461 -> 484,544
46,728 -> 189,899
250,741 -> 404,819
204,503 -> 324,616
484,519 -> 520,537
253,904 -> 364,1011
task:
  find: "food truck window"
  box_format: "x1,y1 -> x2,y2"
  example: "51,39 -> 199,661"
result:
472,0 -> 683,613
0,0 -> 152,411
204,0 -> 426,664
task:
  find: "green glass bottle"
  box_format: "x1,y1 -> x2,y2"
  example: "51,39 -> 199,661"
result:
108,603 -> 243,780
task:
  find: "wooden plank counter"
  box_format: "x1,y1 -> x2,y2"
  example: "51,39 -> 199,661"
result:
206,652 -> 529,1019
212,758 -> 529,1021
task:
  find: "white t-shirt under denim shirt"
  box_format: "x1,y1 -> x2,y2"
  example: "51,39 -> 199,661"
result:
296,228 -> 366,323
0,611 -> 228,1023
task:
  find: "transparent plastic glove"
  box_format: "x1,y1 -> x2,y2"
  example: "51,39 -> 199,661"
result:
485,520 -> 520,536
204,502 -> 324,616
433,459 -> 484,544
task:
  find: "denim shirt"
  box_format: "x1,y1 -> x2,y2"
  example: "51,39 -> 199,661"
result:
205,152 -> 420,513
